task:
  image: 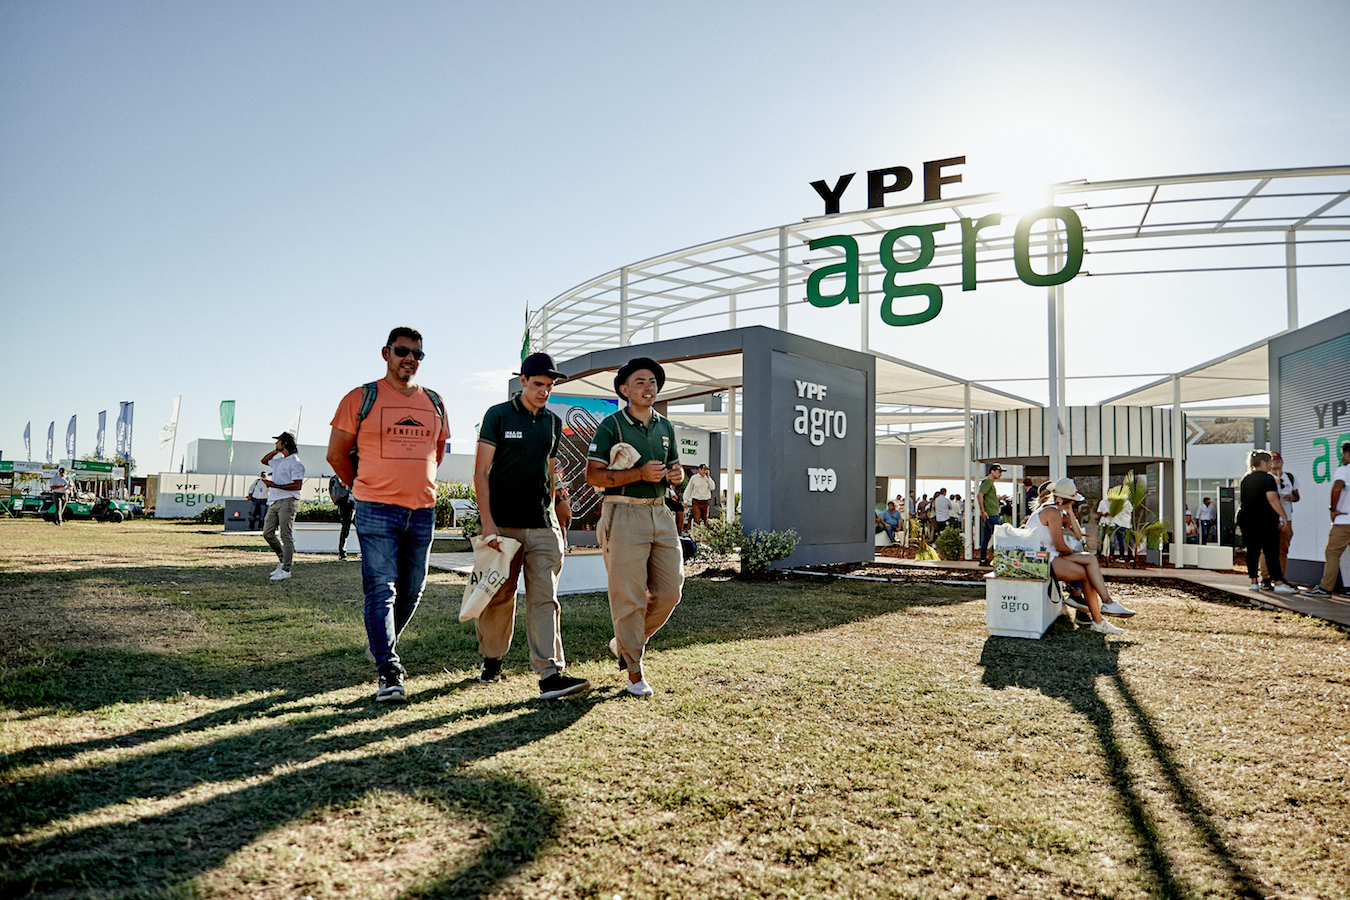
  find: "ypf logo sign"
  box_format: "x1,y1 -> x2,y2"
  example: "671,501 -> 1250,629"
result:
807,467 -> 837,492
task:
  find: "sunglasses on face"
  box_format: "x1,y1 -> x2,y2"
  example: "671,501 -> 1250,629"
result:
387,345 -> 425,361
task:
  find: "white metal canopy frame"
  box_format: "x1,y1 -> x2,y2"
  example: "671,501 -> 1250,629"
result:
530,165 -> 1350,453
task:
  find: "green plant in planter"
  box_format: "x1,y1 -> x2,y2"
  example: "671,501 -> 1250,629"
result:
934,523 -> 965,561
741,528 -> 799,574
1106,469 -> 1168,560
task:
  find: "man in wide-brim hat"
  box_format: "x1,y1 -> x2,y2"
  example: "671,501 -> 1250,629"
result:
585,357 -> 684,697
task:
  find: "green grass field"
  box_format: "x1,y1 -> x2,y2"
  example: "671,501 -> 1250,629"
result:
1,518 -> 1346,899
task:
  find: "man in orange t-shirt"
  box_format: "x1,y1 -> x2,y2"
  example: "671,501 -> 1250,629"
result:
327,327 -> 448,704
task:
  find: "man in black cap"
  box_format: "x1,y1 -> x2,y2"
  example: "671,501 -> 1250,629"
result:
473,352 -> 590,700
585,357 -> 684,697
977,463 -> 1004,566
261,431 -> 306,581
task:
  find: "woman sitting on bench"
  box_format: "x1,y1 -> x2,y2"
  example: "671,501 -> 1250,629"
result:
1026,478 -> 1135,635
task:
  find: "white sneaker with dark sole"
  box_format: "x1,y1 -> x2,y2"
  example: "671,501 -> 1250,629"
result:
625,679 -> 654,697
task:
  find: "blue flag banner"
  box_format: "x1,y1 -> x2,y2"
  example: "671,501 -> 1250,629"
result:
96,411 -> 106,460
46,422 -> 54,463
24,422 -> 31,461
66,416 -> 76,459
115,401 -> 134,458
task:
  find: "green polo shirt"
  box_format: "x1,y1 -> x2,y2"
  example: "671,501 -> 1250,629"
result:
587,406 -> 677,499
979,476 -> 1000,516
479,395 -> 560,528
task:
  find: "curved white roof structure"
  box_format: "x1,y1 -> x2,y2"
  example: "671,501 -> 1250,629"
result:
531,165 -> 1350,451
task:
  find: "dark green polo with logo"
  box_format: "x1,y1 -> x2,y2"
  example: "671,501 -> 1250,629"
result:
479,395 -> 560,528
587,407 -> 678,499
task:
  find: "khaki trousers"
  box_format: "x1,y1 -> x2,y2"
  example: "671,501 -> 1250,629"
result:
1259,524 -> 1293,580
263,498 -> 298,570
600,500 -> 684,672
1320,524 -> 1350,592
475,526 -> 566,678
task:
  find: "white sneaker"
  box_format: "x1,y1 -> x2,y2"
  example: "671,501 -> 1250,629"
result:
1248,583 -> 1263,592
1272,583 -> 1296,595
269,568 -> 292,581
625,679 -> 654,697
1099,601 -> 1136,618
1089,618 -> 1124,635
270,562 -> 285,576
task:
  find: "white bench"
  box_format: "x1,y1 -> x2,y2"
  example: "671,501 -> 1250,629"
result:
984,573 -> 1063,639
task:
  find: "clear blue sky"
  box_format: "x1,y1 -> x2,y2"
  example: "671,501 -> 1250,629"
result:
3,1 -> 1348,475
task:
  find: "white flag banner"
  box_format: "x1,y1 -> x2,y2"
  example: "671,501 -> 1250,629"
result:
287,406 -> 302,445
158,395 -> 181,448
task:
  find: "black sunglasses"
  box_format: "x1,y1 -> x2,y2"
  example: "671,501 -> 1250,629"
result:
386,345 -> 425,361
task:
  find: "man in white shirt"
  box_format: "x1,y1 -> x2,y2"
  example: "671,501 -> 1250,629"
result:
261,431 -> 306,581
1307,442 -> 1350,598
49,467 -> 72,525
1112,496 -> 1134,558
685,463 -> 717,528
1196,497 -> 1217,544
933,488 -> 951,534
247,471 -> 269,530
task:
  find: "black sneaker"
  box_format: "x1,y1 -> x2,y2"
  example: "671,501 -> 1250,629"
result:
1259,580 -> 1273,591
376,670 -> 406,703
1305,586 -> 1332,597
1074,610 -> 1093,626
478,657 -> 503,683
539,672 -> 591,700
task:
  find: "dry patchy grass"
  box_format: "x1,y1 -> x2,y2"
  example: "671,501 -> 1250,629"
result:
0,518 -> 1346,899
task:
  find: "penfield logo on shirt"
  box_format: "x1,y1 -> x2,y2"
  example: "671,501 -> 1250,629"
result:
380,408 -> 436,459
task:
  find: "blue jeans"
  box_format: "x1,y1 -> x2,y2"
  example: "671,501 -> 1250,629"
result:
980,514 -> 1002,560
356,500 -> 435,677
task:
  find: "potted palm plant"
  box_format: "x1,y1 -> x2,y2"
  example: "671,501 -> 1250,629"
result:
1104,470 -> 1168,567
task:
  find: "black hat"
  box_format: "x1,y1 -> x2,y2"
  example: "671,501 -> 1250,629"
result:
272,431 -> 296,443
613,357 -> 666,397
517,352 -> 566,380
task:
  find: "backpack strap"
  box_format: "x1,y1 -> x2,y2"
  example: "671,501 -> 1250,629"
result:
423,388 -> 446,427
355,382 -> 379,430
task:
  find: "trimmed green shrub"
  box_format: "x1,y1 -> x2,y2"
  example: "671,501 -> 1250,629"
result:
194,504 -> 224,525
934,523 -> 965,561
741,528 -> 799,574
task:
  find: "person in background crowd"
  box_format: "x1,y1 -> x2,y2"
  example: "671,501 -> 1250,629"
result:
1237,450 -> 1295,594
1306,442 -> 1350,598
1259,451 -> 1299,589
686,463 -> 717,528
932,488 -> 951,537
879,501 -> 902,543
1184,513 -> 1199,543
48,466 -> 72,525
977,464 -> 1004,565
1197,497 -> 1217,543
261,432 -> 305,581
916,493 -> 930,540
247,471 -> 269,530
327,326 -> 448,704
328,472 -> 355,560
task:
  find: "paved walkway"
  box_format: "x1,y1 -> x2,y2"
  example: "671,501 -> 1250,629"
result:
871,556 -> 1350,629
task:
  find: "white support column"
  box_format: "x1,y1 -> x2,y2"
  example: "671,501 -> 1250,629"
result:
652,319 -> 659,342
1285,229 -> 1299,331
729,292 -> 737,330
1101,453 -> 1111,555
619,268 -> 630,347
725,387 -> 737,514
778,227 -> 790,332
964,382 -> 973,560
1172,376 -> 1185,568
1055,277 -> 1067,478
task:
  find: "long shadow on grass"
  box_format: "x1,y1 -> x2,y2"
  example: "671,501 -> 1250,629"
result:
1,694 -> 595,899
978,627 -> 1262,899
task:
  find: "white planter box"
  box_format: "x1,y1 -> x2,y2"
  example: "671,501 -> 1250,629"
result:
984,574 -> 1062,639
292,523 -> 345,554
1168,543 -> 1235,570
521,548 -> 608,596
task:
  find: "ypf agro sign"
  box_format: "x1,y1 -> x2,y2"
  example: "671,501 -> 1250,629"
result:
806,156 -> 1084,327
770,352 -> 867,544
